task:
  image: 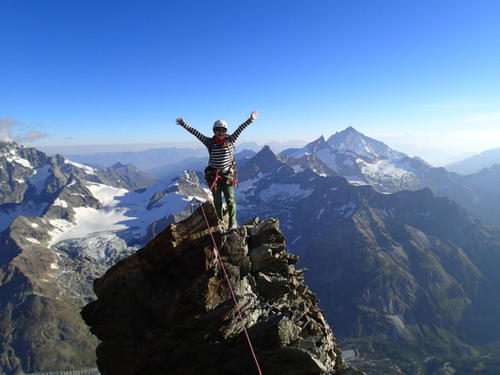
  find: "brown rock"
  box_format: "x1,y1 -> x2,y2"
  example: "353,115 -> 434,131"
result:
81,201 -> 356,374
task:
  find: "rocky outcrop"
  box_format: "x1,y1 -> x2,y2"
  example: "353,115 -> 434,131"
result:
81,202 -> 360,375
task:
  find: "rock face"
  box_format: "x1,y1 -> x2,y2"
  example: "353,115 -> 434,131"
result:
81,202 -> 359,375
0,142 -> 204,374
234,146 -> 500,373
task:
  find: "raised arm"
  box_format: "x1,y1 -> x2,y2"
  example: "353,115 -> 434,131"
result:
176,117 -> 211,147
229,111 -> 259,142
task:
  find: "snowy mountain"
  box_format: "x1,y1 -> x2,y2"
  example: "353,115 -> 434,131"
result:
281,127 -> 432,192
235,146 -> 500,374
0,142 -> 211,374
280,127 -> 500,226
3,139 -> 500,373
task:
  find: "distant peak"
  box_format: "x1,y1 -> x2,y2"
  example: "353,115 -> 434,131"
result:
251,145 -> 280,165
258,145 -> 275,155
325,126 -> 406,160
327,126 -> 366,145
341,126 -> 362,135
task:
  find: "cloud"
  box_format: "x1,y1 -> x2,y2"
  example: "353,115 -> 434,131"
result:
0,118 -> 20,142
15,130 -> 49,142
0,117 -> 49,143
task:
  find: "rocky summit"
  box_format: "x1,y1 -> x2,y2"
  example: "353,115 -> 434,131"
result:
81,202 -> 363,375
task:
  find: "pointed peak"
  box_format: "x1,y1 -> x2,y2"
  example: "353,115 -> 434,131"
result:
303,135 -> 327,151
256,145 -> 276,157
338,126 -> 363,136
325,126 -> 405,160
251,145 -> 280,164
316,135 -> 327,143
327,126 -> 366,146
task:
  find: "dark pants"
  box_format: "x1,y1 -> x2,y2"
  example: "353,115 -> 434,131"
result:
213,182 -> 236,227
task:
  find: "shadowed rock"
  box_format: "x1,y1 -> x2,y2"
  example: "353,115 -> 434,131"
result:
81,201 -> 362,375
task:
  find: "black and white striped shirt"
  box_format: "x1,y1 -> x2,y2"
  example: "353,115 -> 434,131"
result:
180,118 -> 253,169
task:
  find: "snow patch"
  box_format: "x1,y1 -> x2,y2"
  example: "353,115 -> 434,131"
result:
259,183 -> 313,201
344,177 -> 368,186
64,159 -> 97,175
238,173 -> 264,193
49,206 -> 132,245
316,208 -> 325,220
26,237 -> 40,244
359,159 -> 412,179
86,182 -> 128,207
53,198 -> 68,208
5,149 -> 32,168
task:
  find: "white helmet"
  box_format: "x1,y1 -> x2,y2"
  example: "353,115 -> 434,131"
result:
213,120 -> 228,131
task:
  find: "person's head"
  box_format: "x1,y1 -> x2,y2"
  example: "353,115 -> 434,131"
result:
213,120 -> 228,137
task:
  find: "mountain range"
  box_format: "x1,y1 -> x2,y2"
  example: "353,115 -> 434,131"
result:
446,147 -> 500,175
52,140 -> 303,178
81,203 -> 363,375
0,141 -> 210,374
235,145 -> 500,373
279,127 -> 500,227
2,128 -> 500,374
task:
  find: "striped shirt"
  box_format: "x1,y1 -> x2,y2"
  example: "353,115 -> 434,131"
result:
180,118 -> 253,169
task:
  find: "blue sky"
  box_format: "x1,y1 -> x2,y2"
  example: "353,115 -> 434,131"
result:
1,0 -> 500,164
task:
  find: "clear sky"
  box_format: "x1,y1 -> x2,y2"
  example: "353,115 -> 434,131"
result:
1,0 -> 500,165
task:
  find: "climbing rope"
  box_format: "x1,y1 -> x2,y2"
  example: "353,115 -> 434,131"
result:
198,172 -> 264,375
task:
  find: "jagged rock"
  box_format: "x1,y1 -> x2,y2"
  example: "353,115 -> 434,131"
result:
82,202 -> 360,375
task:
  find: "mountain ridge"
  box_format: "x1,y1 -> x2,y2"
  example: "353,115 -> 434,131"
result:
447,147 -> 500,174
81,201 -> 364,375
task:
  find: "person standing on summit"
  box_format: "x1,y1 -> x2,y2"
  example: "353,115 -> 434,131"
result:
176,111 -> 259,230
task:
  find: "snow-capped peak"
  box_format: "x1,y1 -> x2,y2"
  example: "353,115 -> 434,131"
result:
326,126 -> 405,160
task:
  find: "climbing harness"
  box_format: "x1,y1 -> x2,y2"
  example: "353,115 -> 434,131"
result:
205,136 -> 239,189
205,168 -> 223,192
198,176 -> 264,375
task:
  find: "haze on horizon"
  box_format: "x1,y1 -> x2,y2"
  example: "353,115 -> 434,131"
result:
1,0 -> 500,166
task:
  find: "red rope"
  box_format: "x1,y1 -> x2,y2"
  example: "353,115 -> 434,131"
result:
209,169 -> 222,192
199,204 -> 264,375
